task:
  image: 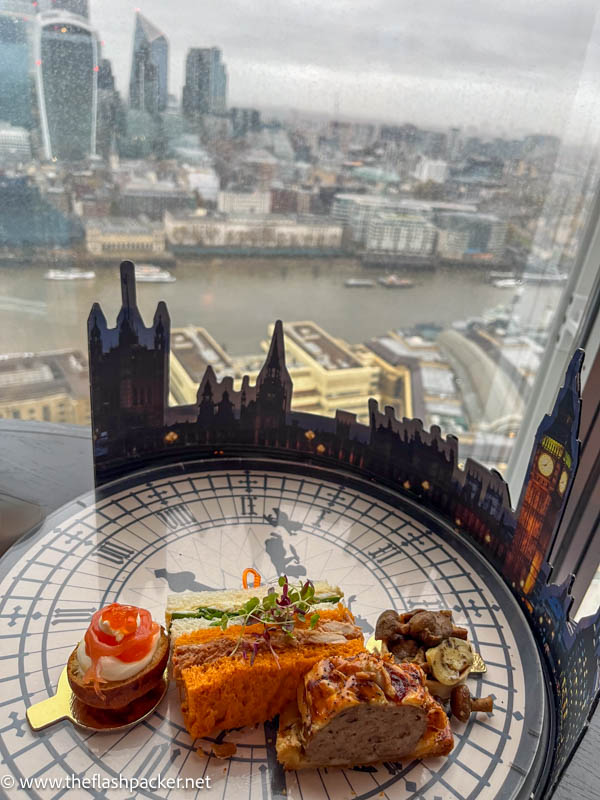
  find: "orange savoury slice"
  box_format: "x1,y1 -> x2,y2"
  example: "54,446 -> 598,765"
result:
82,603 -> 158,689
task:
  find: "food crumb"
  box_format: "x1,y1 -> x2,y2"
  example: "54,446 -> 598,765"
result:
212,742 -> 238,759
197,741 -> 237,759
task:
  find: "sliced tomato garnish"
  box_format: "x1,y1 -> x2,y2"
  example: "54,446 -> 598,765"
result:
81,603 -> 159,693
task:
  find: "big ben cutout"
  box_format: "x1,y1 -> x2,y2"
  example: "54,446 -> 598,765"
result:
505,350 -> 583,595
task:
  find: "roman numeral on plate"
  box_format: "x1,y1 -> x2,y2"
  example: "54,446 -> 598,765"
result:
94,540 -> 136,565
155,505 -> 198,531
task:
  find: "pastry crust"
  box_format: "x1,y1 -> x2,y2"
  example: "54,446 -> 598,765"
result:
67,628 -> 169,710
276,652 -> 453,769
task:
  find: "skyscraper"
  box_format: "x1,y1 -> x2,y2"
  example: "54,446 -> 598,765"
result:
96,57 -> 121,160
182,47 -> 227,119
0,4 -> 34,130
213,59 -> 227,113
230,107 -> 261,138
0,1 -> 33,12
129,11 -> 168,115
36,0 -> 89,17
35,11 -> 99,160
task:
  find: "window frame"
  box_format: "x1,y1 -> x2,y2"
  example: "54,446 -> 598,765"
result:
506,177 -> 600,609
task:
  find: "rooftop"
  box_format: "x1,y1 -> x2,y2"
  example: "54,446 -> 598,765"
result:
242,149 -> 279,165
166,211 -> 341,228
136,11 -> 166,44
366,335 -> 443,364
219,188 -> 271,196
285,322 -> 362,371
122,181 -> 189,197
370,211 -> 435,226
171,327 -> 233,382
421,365 -> 456,397
436,211 -> 503,223
0,123 -> 30,139
85,217 -> 163,233
334,194 -> 477,214
0,350 -> 88,404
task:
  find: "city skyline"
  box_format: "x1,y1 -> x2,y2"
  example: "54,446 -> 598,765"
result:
85,0 -> 600,138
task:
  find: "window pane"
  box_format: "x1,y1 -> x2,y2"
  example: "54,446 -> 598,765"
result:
0,1 -> 599,588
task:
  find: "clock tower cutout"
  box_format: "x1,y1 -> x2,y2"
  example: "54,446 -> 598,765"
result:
505,350 -> 583,595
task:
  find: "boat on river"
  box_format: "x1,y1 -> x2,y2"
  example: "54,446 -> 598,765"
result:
134,264 -> 176,283
44,268 -> 96,281
344,278 -> 375,288
378,275 -> 415,289
492,278 -> 523,288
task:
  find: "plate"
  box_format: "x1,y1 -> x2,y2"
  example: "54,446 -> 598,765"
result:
0,460 -> 549,799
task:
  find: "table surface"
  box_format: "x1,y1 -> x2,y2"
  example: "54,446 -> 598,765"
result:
0,419 -> 598,800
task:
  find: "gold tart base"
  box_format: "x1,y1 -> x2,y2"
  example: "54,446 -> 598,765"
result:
26,666 -> 168,733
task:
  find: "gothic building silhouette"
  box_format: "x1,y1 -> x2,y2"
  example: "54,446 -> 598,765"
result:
89,264 -> 170,440
88,261 -> 598,789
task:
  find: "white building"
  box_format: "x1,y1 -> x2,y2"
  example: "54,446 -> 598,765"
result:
86,218 -> 165,256
280,321 -> 379,422
0,123 -> 31,162
332,194 -> 408,242
164,212 -> 343,250
217,189 -> 271,215
414,157 -> 448,184
332,193 -> 475,243
185,167 -> 220,203
365,212 -> 437,256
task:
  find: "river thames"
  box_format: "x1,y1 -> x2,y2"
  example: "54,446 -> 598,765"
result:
0,257 -> 561,357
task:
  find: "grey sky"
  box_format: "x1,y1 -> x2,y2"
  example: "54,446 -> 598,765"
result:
90,0 -> 600,137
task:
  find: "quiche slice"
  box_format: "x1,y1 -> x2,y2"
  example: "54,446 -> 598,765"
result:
276,651 -> 454,769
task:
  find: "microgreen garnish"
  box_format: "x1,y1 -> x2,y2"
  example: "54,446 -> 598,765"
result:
171,584 -> 341,624
215,576 -> 333,666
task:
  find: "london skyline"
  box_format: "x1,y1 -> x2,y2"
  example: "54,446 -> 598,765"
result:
85,0 -> 600,139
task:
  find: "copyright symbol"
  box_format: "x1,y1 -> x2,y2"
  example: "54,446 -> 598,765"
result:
0,775 -> 15,789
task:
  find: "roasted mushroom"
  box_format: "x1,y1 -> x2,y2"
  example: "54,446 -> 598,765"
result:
375,610 -> 402,642
387,634 -> 426,666
398,610 -> 468,648
426,637 -> 474,685
397,609 -> 426,624
450,684 -> 494,722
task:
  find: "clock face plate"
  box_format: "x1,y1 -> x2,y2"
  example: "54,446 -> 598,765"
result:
0,460 -> 548,800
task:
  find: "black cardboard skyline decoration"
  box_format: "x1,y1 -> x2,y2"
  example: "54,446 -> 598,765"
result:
88,261 -> 600,796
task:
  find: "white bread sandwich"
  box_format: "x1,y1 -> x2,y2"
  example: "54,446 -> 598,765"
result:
166,576 -> 366,740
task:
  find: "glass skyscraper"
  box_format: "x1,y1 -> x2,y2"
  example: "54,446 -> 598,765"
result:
182,47 -> 227,118
0,3 -> 35,130
36,0 -> 89,17
213,59 -> 227,113
129,12 -> 168,115
35,12 -> 98,160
